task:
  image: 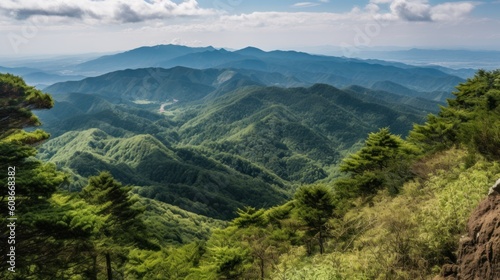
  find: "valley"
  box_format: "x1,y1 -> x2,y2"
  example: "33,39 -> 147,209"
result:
2,44 -> 499,279
1,0 -> 500,276
34,49 -> 447,219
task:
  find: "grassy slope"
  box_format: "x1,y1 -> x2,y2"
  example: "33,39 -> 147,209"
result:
270,149 -> 500,279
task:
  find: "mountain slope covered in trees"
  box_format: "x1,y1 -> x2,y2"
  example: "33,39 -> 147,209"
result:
38,69 -> 436,219
132,69 -> 499,280
2,61 -> 499,279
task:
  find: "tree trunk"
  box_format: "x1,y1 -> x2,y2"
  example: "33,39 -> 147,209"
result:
319,228 -> 324,255
106,252 -> 113,280
91,254 -> 98,280
260,257 -> 265,280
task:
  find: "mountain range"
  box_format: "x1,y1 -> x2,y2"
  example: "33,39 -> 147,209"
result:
1,45 -> 471,103
6,44 -> 494,279
66,45 -> 464,100
38,62 -> 443,219
1,43 -> 469,219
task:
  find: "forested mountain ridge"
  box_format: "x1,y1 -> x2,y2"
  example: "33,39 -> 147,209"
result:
1,45 -> 467,102
146,69 -> 500,279
2,62 -> 499,278
38,70 -> 435,220
60,44 -> 465,101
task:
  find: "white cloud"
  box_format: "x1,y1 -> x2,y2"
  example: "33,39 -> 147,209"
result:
430,2 -> 476,21
0,0 -> 215,23
292,2 -> 321,8
367,0 -> 477,22
370,0 -> 393,4
365,3 -> 381,13
390,0 -> 431,21
219,11 -> 366,30
0,0 -> 490,57
0,0 -> 478,26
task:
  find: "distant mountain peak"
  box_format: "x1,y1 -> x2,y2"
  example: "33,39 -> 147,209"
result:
236,46 -> 266,54
74,44 -> 216,75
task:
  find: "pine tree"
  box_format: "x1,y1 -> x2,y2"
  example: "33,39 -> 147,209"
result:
0,73 -> 65,202
0,74 -> 68,278
409,69 -> 500,158
336,128 -> 419,199
0,73 -> 53,140
82,172 -> 148,280
294,184 -> 335,254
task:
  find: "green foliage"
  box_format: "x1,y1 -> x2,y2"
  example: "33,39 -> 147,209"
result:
341,128 -> 407,174
232,206 -> 266,228
337,128 -> 419,198
408,113 -> 459,151
79,172 -> 159,279
166,70 -> 500,280
82,171 -> 140,227
125,242 -> 206,279
28,192 -> 224,279
0,73 -> 53,139
38,79 -> 433,222
40,127 -> 288,219
270,248 -> 369,280
0,74 -> 67,202
463,114 -> 500,160
192,226 -> 252,279
9,64 -> 499,280
136,196 -> 225,246
416,160 -> 500,265
0,74 -> 83,279
294,184 -> 336,254
264,149 -> 498,280
178,84 -> 424,185
2,196 -> 100,279
409,69 -> 500,159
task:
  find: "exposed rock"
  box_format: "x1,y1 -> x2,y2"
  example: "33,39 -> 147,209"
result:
437,264 -> 458,280
440,181 -> 500,279
487,178 -> 500,196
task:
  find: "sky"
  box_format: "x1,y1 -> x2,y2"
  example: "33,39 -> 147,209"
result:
0,0 -> 499,57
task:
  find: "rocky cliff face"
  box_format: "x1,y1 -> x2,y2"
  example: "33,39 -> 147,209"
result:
438,179 -> 500,280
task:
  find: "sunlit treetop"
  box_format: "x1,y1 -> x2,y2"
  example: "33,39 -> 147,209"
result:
0,73 -> 53,143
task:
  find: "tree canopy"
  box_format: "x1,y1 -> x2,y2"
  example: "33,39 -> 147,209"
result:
336,127 -> 419,198
294,184 -> 336,254
0,73 -> 66,201
0,74 -> 67,278
410,69 -> 500,159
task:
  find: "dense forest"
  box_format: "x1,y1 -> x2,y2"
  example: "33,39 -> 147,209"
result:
1,69 -> 500,279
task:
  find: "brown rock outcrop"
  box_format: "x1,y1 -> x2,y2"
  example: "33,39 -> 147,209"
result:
439,180 -> 500,280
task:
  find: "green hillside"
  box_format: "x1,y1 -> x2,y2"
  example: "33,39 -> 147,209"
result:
39,128 -> 288,219
177,84 -> 428,183
39,75 -> 433,221
117,69 -> 499,280
136,196 -> 226,246
3,64 -> 499,279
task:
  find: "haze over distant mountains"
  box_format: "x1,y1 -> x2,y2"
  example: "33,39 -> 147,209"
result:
1,44 -> 483,219
302,46 -> 500,71
0,45 -> 486,99
354,48 -> 500,70
34,44 -> 469,102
